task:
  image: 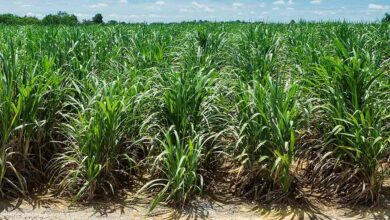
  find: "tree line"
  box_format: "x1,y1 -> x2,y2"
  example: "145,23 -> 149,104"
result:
0,11 -> 389,25
0,12 -> 124,25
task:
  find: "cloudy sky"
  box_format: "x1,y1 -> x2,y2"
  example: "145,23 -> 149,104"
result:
1,0 -> 389,22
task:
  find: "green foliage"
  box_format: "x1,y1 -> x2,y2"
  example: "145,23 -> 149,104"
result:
0,51 -> 63,197
51,79 -> 140,200
382,13 -> 390,23
92,13 -> 104,24
0,22 -> 388,208
42,12 -> 78,25
159,69 -> 216,137
138,67 -> 222,210
140,128 -> 206,211
0,14 -> 40,25
305,35 -> 389,204
228,26 -> 281,82
233,75 -> 299,199
107,20 -> 118,25
0,12 -> 118,25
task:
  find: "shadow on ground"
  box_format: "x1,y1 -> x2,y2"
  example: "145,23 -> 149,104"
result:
1,184 -> 390,220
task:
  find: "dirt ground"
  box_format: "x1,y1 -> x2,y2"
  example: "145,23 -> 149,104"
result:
1,176 -> 389,220
1,191 -> 390,220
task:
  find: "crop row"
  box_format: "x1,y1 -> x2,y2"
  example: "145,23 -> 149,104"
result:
0,23 -> 389,209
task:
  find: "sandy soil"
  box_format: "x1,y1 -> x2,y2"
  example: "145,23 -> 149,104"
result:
1,192 -> 389,220
1,176 -> 389,219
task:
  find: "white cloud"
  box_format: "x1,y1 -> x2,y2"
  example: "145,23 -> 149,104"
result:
259,3 -> 266,8
126,14 -> 141,19
179,8 -> 193,13
88,3 -> 108,8
107,14 -> 141,19
233,2 -> 244,9
272,6 -> 280,10
26,12 -> 43,18
287,7 -> 294,10
149,14 -> 166,18
310,0 -> 322,4
192,1 -> 215,13
155,1 -> 165,6
368,3 -> 390,10
75,13 -> 91,17
273,0 -> 285,5
314,10 -> 325,15
314,10 -> 336,15
119,0 -> 127,3
288,0 -> 293,5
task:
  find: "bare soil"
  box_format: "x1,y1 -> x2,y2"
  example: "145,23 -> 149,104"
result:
1,162 -> 389,220
1,182 -> 389,220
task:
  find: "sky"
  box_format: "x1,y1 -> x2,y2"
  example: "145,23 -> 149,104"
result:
1,0 -> 389,23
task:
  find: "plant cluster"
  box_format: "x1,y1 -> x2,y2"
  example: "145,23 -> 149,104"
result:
0,23 -> 389,210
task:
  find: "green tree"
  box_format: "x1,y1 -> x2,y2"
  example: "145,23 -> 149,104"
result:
23,16 -> 41,25
42,12 -> 78,25
0,14 -> 40,25
92,13 -> 103,24
42,14 -> 60,25
382,13 -> 390,23
107,20 -> 118,25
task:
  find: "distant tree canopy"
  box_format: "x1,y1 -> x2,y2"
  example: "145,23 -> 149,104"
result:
107,20 -> 118,25
92,13 -> 104,24
382,13 -> 390,23
0,14 -> 40,25
5,12 -> 388,25
42,11 -> 78,25
0,12 -> 109,25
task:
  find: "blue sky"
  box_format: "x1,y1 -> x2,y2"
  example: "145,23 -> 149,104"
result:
1,0 -> 389,22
